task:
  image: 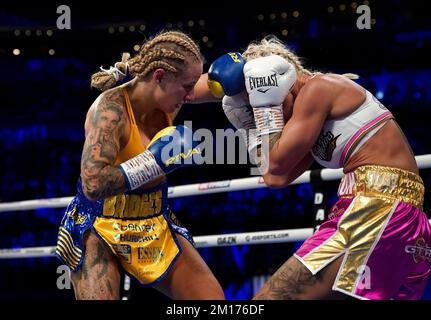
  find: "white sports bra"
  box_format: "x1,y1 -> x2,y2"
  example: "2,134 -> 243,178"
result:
311,90 -> 394,169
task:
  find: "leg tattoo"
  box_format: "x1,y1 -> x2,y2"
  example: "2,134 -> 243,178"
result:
255,258 -> 317,300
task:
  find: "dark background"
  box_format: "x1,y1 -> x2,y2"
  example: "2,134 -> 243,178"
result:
0,0 -> 430,300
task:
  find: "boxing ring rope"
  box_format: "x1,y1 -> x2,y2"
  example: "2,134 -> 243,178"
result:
1,154 -> 431,260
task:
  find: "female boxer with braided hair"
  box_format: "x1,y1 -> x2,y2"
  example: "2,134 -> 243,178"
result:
206,35 -> 431,300
55,30 -> 224,300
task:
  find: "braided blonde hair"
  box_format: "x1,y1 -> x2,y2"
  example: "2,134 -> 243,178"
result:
91,30 -> 203,91
242,35 -> 313,76
242,35 -> 359,79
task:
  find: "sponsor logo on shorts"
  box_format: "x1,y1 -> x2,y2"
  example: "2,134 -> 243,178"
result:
113,234 -> 159,243
137,246 -> 164,263
112,244 -> 132,263
328,204 -> 346,220
405,238 -> 431,263
68,207 -> 87,225
103,190 -> 163,218
367,171 -> 399,193
113,222 -> 156,233
138,270 -> 155,277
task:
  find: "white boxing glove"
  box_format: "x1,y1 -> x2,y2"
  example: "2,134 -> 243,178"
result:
222,94 -> 261,153
244,55 -> 297,135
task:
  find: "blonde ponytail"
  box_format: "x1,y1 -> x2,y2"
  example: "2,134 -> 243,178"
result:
91,52 -> 130,91
91,30 -> 203,91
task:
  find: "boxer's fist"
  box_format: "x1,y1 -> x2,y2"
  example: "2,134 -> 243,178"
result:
119,125 -> 201,190
244,55 -> 296,108
222,94 -> 255,130
208,52 -> 246,98
222,94 -> 261,153
244,55 -> 297,135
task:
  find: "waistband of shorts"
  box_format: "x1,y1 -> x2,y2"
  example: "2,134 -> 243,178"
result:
101,181 -> 169,219
338,165 -> 424,208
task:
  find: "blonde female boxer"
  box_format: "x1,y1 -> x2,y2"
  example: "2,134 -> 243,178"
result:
205,35 -> 431,300
55,30 -> 224,300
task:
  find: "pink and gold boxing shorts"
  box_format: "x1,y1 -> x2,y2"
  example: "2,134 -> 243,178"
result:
295,165 -> 431,299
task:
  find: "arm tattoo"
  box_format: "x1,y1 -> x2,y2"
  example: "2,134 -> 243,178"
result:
81,91 -> 128,200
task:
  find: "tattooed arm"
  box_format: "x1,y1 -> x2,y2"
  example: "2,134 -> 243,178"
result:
80,91 -> 128,200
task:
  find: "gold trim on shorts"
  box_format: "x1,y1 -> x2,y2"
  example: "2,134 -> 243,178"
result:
300,195 -> 398,294
299,165 -> 425,295
352,165 -> 424,208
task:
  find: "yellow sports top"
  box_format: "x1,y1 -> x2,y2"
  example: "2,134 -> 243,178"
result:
114,87 -> 172,165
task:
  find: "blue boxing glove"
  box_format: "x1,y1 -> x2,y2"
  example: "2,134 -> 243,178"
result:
208,52 -> 246,98
119,125 -> 201,190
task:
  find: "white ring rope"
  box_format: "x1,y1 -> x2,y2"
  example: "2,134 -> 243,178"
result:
0,228 -> 315,259
1,154 -> 431,213
1,154 -> 430,259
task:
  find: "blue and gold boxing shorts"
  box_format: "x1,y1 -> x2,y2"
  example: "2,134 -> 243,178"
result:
55,179 -> 194,286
